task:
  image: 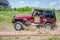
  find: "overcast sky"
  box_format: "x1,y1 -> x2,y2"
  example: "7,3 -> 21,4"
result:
8,0 -> 60,9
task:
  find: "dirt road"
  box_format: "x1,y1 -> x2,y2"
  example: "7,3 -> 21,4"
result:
0,22 -> 60,36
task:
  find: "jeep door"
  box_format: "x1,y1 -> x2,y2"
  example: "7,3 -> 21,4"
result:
33,11 -> 44,24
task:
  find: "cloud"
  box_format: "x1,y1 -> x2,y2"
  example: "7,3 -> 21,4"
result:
49,0 -> 60,9
19,1 -> 24,4
19,3 -> 31,7
59,0 -> 60,2
50,0 -> 60,6
35,2 -> 40,5
32,4 -> 37,6
59,0 -> 60,1
10,2 -> 16,5
50,1 -> 58,6
9,2 -> 16,8
25,4 -> 30,6
31,2 -> 40,7
11,6 -> 15,8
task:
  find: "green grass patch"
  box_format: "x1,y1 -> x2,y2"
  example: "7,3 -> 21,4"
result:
0,11 -> 30,23
47,37 -> 60,40
0,10 -> 60,23
55,11 -> 60,22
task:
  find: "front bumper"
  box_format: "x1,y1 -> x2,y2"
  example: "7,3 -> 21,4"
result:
12,19 -> 16,23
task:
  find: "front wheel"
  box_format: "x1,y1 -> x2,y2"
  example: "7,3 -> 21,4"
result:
44,23 -> 52,30
14,22 -> 23,31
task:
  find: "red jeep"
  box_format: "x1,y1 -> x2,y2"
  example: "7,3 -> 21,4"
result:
12,9 -> 56,30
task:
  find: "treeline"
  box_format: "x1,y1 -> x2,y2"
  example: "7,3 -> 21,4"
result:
0,6 -> 32,12
0,6 -> 60,12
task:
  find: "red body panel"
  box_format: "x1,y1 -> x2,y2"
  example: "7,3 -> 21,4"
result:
14,14 -> 56,25
14,14 -> 31,19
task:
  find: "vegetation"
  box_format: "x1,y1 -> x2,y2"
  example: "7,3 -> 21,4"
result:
55,10 -> 60,22
0,6 -> 32,12
0,6 -> 60,24
47,37 -> 60,40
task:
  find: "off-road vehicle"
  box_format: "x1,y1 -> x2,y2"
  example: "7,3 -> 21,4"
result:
12,9 -> 56,30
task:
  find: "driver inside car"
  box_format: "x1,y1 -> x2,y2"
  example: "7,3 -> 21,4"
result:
39,12 -> 42,17
35,11 -> 39,16
35,11 -> 43,17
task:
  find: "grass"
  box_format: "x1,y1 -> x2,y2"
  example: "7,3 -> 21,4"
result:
47,36 -> 60,40
0,11 -> 30,23
55,11 -> 60,22
0,11 -> 30,31
0,10 -> 60,24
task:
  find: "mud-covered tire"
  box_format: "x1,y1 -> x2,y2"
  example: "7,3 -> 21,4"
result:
14,22 -> 23,31
44,23 -> 52,30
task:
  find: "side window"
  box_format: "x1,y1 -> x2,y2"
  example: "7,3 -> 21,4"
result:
45,14 -> 54,18
45,11 -> 54,18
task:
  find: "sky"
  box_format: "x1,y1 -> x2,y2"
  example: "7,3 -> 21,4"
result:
8,0 -> 60,9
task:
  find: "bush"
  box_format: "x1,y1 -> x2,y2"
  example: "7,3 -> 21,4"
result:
0,6 -> 32,12
0,8 -> 12,11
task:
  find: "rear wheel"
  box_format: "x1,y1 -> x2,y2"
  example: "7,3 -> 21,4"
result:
14,22 -> 23,31
44,23 -> 52,30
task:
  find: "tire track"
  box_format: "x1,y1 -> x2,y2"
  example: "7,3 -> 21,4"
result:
0,30 -> 59,36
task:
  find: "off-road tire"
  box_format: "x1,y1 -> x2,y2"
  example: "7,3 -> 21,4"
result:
14,22 -> 24,31
44,23 -> 52,30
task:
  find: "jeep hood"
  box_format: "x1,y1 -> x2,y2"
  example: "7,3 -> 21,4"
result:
14,14 -> 31,19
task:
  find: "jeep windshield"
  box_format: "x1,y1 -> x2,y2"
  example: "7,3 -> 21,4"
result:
32,9 -> 44,16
